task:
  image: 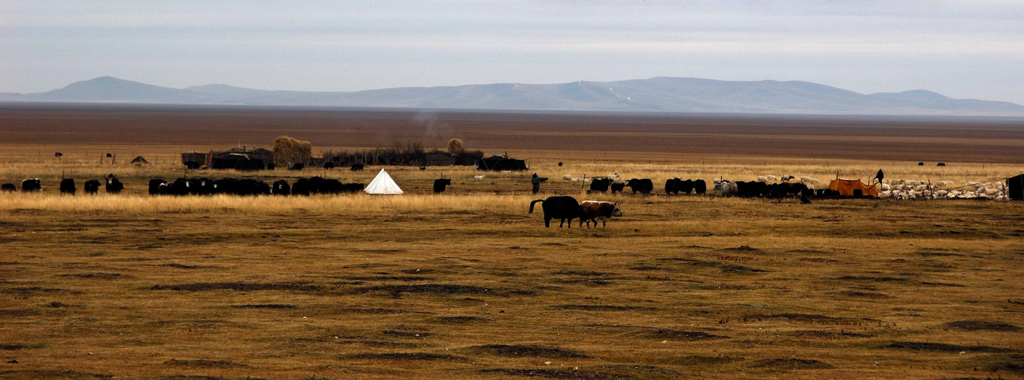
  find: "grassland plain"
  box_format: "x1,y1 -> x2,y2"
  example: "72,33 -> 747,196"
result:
1,142 -> 1023,379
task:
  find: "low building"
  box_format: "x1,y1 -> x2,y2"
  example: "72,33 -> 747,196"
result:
181,147 -> 275,171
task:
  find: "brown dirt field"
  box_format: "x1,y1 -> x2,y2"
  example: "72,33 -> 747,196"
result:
1,106 -> 1024,379
3,104 -> 1024,163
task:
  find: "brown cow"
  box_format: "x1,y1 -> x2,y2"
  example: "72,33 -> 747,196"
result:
579,200 -> 622,229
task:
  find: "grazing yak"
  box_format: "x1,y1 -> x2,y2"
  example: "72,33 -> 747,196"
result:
104,174 -> 124,194
60,179 -> 76,195
149,179 -> 167,195
350,164 -> 364,171
625,178 -> 653,194
694,179 -> 707,195
1,183 -> 16,192
529,196 -> 583,228
588,178 -> 612,193
579,200 -> 622,229
611,183 -> 625,194
665,178 -> 696,195
84,180 -> 101,194
433,178 -> 451,193
21,178 -> 42,192
291,178 -> 311,196
272,180 -> 290,195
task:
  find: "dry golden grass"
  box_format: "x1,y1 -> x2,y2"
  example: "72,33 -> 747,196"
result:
1,143 -> 1023,380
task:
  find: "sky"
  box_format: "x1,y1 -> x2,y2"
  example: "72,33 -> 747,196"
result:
2,0 -> 1023,103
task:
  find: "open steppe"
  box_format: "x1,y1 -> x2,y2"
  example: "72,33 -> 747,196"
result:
1,105 -> 1023,379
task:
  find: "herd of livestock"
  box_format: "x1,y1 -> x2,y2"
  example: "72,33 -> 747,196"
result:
1,172 -> 1014,202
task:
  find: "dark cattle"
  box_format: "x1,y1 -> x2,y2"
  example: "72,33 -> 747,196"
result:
665,178 -> 694,195
579,201 -> 622,229
214,178 -> 239,195
288,163 -> 305,171
433,179 -> 452,193
694,179 -> 707,195
558,162 -> 563,167
60,179 -> 76,195
272,180 -> 290,196
324,162 -> 335,170
21,179 -> 42,192
625,179 -> 654,195
342,183 -> 364,192
529,196 -> 583,228
611,183 -> 625,194
420,166 -> 427,171
589,178 -> 611,193
84,180 -> 101,194
350,164 -> 364,171
236,179 -> 270,196
937,162 -> 946,167
105,175 -> 123,194
291,178 -> 311,196
169,179 -> 190,196
149,179 -> 167,195
1,183 -> 16,192
665,178 -> 680,195
918,162 -> 924,166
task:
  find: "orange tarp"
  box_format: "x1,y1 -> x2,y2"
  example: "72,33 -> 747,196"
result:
829,179 -> 879,198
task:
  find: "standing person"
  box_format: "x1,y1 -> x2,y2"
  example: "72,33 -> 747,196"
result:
875,169 -> 885,184
532,172 -> 541,194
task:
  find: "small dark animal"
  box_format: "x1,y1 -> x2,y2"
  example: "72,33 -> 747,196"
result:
84,180 -> 101,194
433,178 -> 451,193
665,178 -> 680,195
350,164 -> 364,171
694,179 -> 707,195
529,196 -> 583,228
291,178 -> 311,196
579,200 -> 622,229
104,174 -> 123,194
937,162 -> 946,167
558,162 -> 563,167
918,162 -> 924,166
420,166 -> 427,171
1,183 -> 15,192
288,163 -> 305,171
149,179 -> 166,195
60,178 -> 76,195
625,178 -> 654,194
323,162 -> 335,170
21,179 -> 42,192
272,180 -> 290,196
588,178 -> 611,193
611,183 -> 625,194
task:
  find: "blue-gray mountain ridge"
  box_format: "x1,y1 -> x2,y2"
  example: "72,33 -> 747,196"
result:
3,76 -> 1022,116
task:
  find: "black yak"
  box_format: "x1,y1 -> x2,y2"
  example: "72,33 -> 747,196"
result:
272,180 -> 290,196
21,179 -> 42,192
589,178 -> 611,193
529,196 -> 583,228
1,183 -> 16,192
433,178 -> 451,193
104,175 -> 123,194
625,178 -> 653,195
60,178 -> 76,195
84,180 -> 101,194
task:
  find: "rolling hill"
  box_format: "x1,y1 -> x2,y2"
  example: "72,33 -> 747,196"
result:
5,76 -> 1023,116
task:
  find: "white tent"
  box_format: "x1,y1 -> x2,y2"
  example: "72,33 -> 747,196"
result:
364,169 -> 403,195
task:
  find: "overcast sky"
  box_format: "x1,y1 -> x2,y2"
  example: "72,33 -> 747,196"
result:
3,1 -> 1023,103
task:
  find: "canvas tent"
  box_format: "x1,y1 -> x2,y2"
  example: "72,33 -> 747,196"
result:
1009,174 -> 1024,201
365,169 -> 403,195
476,155 -> 527,171
828,179 -> 878,198
130,156 -> 149,165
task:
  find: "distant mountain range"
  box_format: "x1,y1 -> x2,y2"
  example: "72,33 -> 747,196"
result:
3,76 -> 1023,116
